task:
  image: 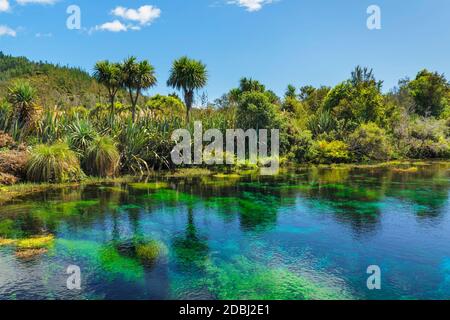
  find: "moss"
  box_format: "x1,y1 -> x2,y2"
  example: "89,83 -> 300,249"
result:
213,173 -> 241,179
0,176 -> 134,205
15,248 -> 48,259
129,182 -> 169,190
0,238 -> 16,246
135,240 -> 166,264
16,235 -> 55,249
392,167 -> 419,173
165,168 -> 212,178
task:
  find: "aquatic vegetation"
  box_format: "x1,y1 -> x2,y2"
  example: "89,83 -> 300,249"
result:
392,167 -> 419,173
205,257 -> 351,300
165,168 -> 212,178
0,163 -> 449,300
98,186 -> 127,193
30,199 -> 100,222
135,240 -> 166,264
0,238 -> 16,246
98,245 -> 145,282
147,189 -> 200,207
16,235 -> 55,249
15,248 -> 48,259
56,239 -> 145,282
129,182 -> 169,190
212,173 -> 241,179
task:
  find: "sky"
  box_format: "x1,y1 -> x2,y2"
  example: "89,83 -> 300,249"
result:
0,0 -> 450,101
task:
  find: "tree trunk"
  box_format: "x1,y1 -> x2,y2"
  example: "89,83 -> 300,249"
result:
130,90 -> 136,122
110,94 -> 115,124
184,90 -> 193,125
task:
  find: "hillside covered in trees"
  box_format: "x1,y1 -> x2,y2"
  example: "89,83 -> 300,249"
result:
0,52 -> 449,186
0,52 -> 110,109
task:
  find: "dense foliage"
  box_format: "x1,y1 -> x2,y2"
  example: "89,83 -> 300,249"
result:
0,52 -> 449,184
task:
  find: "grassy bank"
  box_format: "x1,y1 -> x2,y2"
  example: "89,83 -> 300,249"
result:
2,160 -> 448,205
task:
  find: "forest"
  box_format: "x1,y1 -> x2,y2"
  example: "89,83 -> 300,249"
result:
0,51 -> 449,185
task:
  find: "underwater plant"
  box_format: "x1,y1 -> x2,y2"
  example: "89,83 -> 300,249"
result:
135,240 -> 166,264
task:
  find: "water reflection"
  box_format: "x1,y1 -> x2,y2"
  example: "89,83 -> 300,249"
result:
0,162 -> 449,300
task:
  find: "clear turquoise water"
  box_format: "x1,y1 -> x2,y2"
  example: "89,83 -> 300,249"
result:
0,163 -> 449,300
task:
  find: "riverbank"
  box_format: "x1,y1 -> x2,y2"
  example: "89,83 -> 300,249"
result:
1,160 -> 448,205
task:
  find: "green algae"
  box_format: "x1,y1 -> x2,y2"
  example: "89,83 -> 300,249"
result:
205,257 -> 351,300
56,239 -> 145,282
212,173 -> 242,179
129,182 -> 169,190
135,240 -> 167,264
31,199 -> 100,220
16,235 -> 55,249
98,245 -> 145,282
146,189 -> 200,206
98,186 -> 128,193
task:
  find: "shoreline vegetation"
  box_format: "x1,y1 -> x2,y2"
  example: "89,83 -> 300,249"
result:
0,160 -> 448,205
0,52 -> 449,192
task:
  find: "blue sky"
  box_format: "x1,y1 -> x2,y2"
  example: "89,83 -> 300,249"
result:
1,0 -> 450,100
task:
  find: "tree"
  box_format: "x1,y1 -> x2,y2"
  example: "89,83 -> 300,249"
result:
323,67 -> 384,129
7,81 -> 40,134
93,61 -> 122,123
236,91 -> 282,131
122,57 -> 157,122
167,56 -> 208,122
285,84 -> 297,99
407,69 -> 449,117
238,77 -> 265,93
146,94 -> 185,118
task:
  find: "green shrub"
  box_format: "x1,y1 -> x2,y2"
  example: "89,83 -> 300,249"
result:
67,117 -> 98,154
26,143 -> 84,183
348,123 -> 392,161
236,92 -> 282,130
307,110 -> 336,137
287,129 -> 313,162
84,136 -> 119,177
405,118 -> 450,158
308,140 -> 350,164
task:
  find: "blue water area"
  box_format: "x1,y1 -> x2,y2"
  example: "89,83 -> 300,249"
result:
0,163 -> 449,300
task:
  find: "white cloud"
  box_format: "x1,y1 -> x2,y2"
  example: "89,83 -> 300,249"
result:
0,25 -> 16,36
35,32 -> 52,37
0,0 -> 9,12
111,5 -> 161,25
16,0 -> 57,5
228,0 -> 273,12
95,20 -> 128,33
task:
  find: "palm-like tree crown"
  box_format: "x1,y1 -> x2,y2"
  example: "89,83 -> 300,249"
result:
167,56 -> 207,93
7,81 -> 37,127
93,61 -> 122,89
